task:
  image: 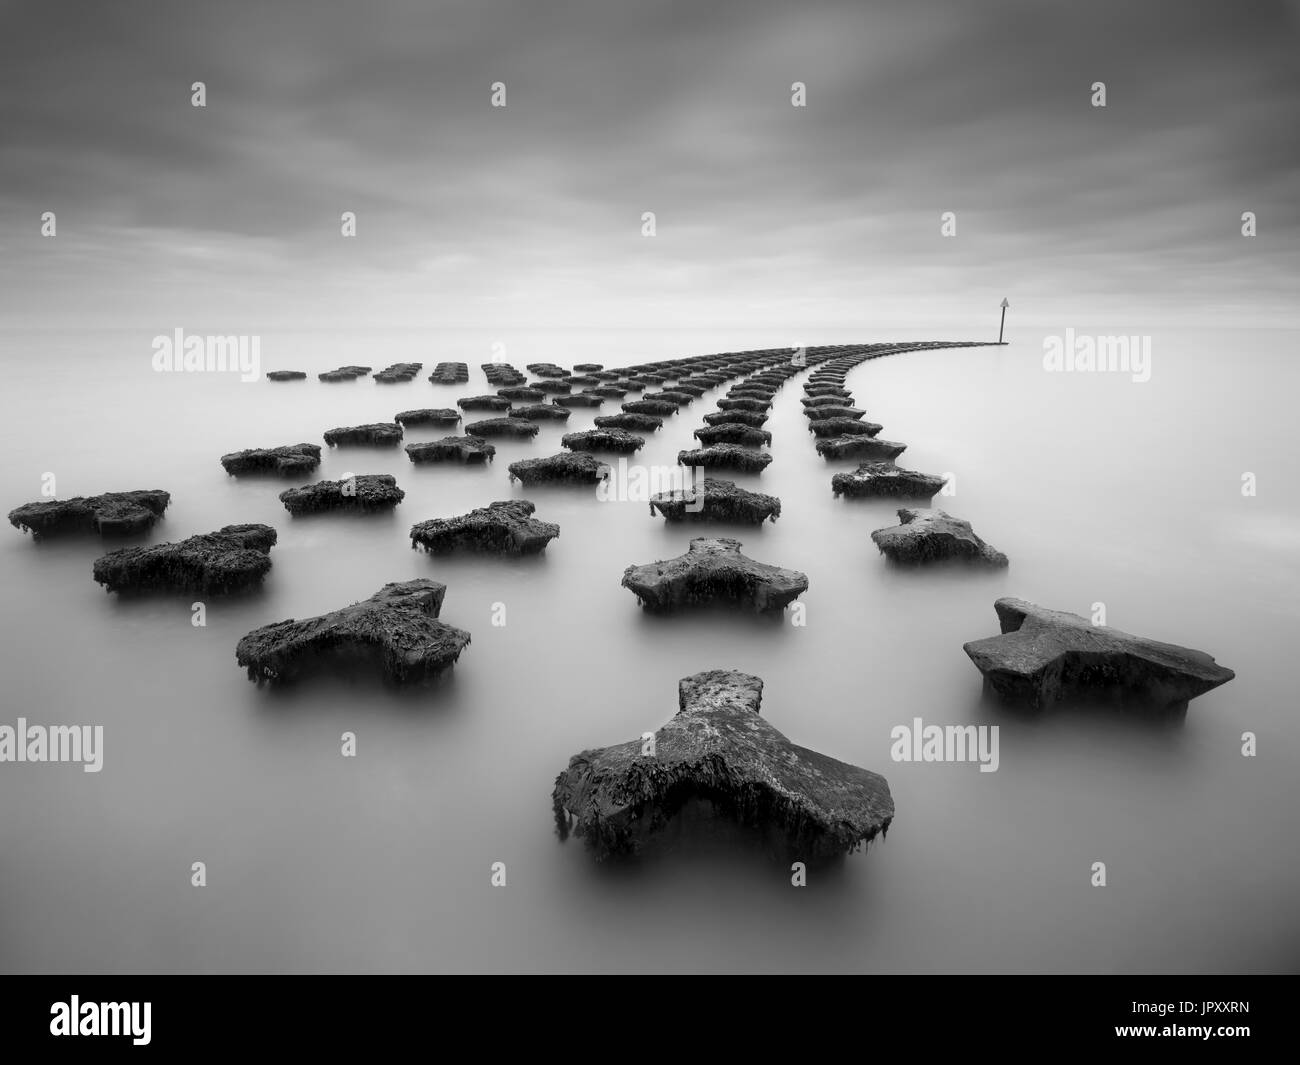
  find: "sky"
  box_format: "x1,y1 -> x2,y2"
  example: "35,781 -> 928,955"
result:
1,0 -> 1297,332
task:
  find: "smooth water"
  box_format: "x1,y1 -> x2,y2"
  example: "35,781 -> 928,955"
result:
0,326 -> 1296,973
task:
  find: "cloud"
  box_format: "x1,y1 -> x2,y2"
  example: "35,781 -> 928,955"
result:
1,0 -> 1296,330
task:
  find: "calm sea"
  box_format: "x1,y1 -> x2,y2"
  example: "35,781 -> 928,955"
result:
0,325 -> 1296,973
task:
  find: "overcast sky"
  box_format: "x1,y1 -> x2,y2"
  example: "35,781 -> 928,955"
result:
1,0 -> 1297,331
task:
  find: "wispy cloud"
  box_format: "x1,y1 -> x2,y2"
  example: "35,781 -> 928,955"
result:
1,0 -> 1296,330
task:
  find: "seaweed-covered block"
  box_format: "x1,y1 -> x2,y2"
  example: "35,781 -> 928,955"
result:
621,400 -> 678,417
405,437 -> 496,464
508,404 -> 572,422
808,418 -> 883,439
677,444 -> 773,474
93,524 -> 277,594
831,462 -> 946,500
410,500 -> 558,555
702,409 -> 767,429
963,598 -> 1234,712
805,405 -> 867,422
394,408 -> 461,427
8,490 -> 171,540
871,508 -> 1006,566
717,397 -> 771,413
464,417 -> 540,438
279,474 -> 405,514
529,379 -> 573,394
319,365 -> 371,381
220,444 -> 322,476
552,669 -> 893,860
622,537 -> 806,612
508,452 -> 610,486
323,423 -> 404,447
641,390 -> 694,406
594,413 -> 662,432
693,424 -> 771,448
815,435 -> 906,461
236,580 -> 470,685
457,395 -> 513,412
561,428 -> 645,454
428,362 -> 469,384
552,393 -> 605,408
372,362 -> 422,382
649,478 -> 781,524
497,387 -> 545,402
